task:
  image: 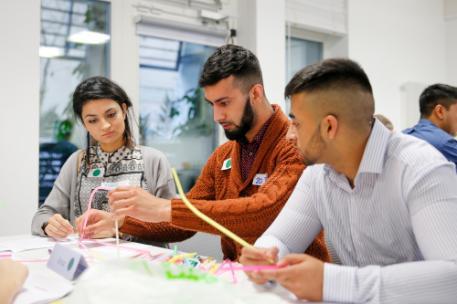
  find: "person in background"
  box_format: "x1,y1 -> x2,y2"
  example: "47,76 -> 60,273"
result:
0,260 -> 28,304
404,83 -> 457,168
31,76 -> 176,244
240,59 -> 457,303
84,44 -> 329,262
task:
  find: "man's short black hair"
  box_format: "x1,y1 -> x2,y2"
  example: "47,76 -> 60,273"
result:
199,44 -> 263,92
285,58 -> 375,131
284,58 -> 373,98
419,84 -> 457,118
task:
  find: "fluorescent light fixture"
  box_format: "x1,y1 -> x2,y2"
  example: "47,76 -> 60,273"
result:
68,30 -> 110,45
39,46 -> 64,58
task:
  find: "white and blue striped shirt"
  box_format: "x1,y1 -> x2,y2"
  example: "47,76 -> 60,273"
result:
256,119 -> 457,303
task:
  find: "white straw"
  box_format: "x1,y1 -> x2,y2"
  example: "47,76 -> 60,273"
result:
115,218 -> 120,258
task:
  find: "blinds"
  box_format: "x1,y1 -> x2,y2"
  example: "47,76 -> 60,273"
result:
135,15 -> 227,47
286,0 -> 347,35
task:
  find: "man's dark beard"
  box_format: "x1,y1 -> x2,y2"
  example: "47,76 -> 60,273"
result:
224,98 -> 255,141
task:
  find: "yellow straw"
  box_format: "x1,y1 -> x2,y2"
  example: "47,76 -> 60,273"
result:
171,168 -> 254,250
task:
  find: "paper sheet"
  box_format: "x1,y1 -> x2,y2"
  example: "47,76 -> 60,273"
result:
13,271 -> 73,304
0,235 -> 79,253
76,240 -> 147,261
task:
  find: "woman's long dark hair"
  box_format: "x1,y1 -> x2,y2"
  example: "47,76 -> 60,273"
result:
72,76 -> 135,168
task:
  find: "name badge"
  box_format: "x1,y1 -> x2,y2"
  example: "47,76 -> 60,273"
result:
88,167 -> 104,178
221,158 -> 232,170
252,173 -> 268,186
47,243 -> 88,281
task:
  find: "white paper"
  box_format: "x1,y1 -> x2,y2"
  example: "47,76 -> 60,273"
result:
0,235 -> 79,253
77,242 -> 145,260
13,271 -> 73,304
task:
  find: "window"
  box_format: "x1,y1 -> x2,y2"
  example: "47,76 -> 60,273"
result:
39,0 -> 110,205
286,36 -> 323,82
285,32 -> 323,113
139,36 -> 218,192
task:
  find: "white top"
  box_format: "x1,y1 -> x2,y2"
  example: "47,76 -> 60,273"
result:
255,120 -> 457,303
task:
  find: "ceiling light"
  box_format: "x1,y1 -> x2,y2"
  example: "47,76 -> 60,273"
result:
68,30 -> 110,45
39,46 -> 64,58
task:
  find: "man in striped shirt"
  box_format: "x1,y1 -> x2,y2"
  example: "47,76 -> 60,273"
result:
240,58 -> 457,303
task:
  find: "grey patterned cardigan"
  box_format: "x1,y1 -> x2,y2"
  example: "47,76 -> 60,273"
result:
31,146 -> 176,239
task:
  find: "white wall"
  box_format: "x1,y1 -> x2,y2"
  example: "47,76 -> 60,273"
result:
0,1 -> 40,236
237,0 -> 286,108
110,0 -> 141,139
286,0 -> 347,36
347,0 -> 447,130
445,0 -> 457,85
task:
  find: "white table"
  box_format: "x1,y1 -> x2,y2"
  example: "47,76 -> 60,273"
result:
0,235 -> 316,304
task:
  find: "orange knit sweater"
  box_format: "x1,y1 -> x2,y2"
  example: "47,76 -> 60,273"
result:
121,105 -> 330,262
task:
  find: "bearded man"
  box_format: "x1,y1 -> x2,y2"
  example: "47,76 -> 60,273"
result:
94,45 -> 330,262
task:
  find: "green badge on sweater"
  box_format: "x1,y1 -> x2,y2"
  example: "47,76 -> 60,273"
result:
221,158 -> 232,170
88,167 -> 105,178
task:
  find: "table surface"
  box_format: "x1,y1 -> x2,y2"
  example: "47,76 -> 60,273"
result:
0,235 -> 329,304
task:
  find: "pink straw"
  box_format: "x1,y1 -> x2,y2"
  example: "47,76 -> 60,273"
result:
80,186 -> 113,240
221,265 -> 282,271
216,262 -> 282,274
228,260 -> 237,283
80,238 -> 159,260
10,258 -> 49,263
215,260 -> 282,283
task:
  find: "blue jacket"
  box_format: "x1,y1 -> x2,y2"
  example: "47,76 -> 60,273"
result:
404,119 -> 457,170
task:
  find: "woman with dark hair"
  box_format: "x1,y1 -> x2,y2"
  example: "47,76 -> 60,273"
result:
31,76 -> 175,240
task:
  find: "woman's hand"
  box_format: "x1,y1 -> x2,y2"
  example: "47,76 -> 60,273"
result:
76,209 -> 124,239
44,214 -> 74,239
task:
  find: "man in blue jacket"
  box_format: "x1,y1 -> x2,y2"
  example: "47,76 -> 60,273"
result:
404,83 -> 457,168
